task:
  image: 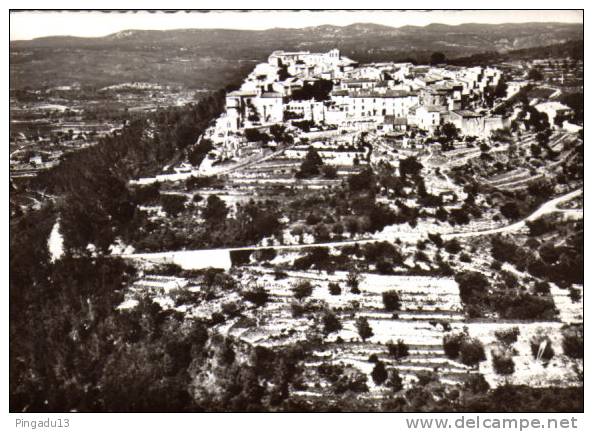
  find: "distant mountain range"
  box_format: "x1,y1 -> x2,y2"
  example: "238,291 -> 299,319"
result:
10,22 -> 583,89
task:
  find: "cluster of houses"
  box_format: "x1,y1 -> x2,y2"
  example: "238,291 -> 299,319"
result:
205,49 -> 519,156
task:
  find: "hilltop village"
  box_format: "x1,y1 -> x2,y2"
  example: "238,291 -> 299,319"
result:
203,49 -> 508,165
98,47 -> 584,409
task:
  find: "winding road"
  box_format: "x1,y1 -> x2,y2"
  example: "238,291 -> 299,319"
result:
120,188 -> 583,269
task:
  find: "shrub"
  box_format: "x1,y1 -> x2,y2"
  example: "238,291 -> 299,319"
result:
210,312 -> 225,325
305,212 -> 322,225
459,253 -> 471,263
416,371 -> 437,386
492,350 -> 515,375
534,281 -> 551,295
255,248 -> 277,262
317,363 -> 344,383
328,282 -> 341,295
562,326 -> 583,359
569,287 -> 581,303
242,286 -> 270,307
376,260 -> 395,274
322,165 -> 338,179
444,239 -> 462,254
274,269 -> 289,280
291,302 -> 306,318
428,232 -> 443,248
387,339 -> 409,360
230,250 -> 252,266
382,290 -> 402,311
444,332 -> 486,366
459,338 -> 487,366
494,293 -> 556,320
292,280 -> 313,300
495,327 -> 520,346
333,371 -> 368,394
386,370 -> 403,392
221,301 -> 240,316
443,332 -> 465,359
500,201 -> 521,220
160,194 -> 187,217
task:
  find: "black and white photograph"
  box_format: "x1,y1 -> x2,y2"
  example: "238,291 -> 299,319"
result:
7,4 -> 586,424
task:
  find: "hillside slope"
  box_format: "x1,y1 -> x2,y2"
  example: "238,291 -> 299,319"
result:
10,22 -> 583,89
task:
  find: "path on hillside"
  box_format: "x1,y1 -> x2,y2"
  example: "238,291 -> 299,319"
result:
121,188 -> 582,268
442,188 -> 582,239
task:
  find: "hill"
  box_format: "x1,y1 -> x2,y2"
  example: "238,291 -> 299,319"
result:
10,22 -> 583,89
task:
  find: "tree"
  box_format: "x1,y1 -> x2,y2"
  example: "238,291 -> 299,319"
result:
322,311 -> 342,335
455,271 -> 489,304
189,139 -> 213,166
500,201 -> 521,220
133,182 -> 161,205
296,148 -> 324,178
356,316 -> 374,342
244,128 -> 270,143
347,269 -> 362,294
203,195 -> 228,223
371,361 -> 388,385
313,223 -> 331,242
560,92 -> 583,123
382,290 -> 402,311
538,242 -> 559,264
290,79 -> 333,102
160,194 -> 187,217
235,200 -> 282,244
430,52 -> 446,65
322,165 -> 338,179
399,156 -> 423,177
439,122 -> 459,150
347,168 -> 375,192
527,68 -> 544,81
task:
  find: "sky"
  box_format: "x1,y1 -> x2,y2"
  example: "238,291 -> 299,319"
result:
10,9 -> 583,41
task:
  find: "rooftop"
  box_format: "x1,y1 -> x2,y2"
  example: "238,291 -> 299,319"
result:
452,109 -> 483,118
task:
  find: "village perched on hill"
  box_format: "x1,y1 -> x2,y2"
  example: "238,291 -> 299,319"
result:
10,19 -> 583,413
